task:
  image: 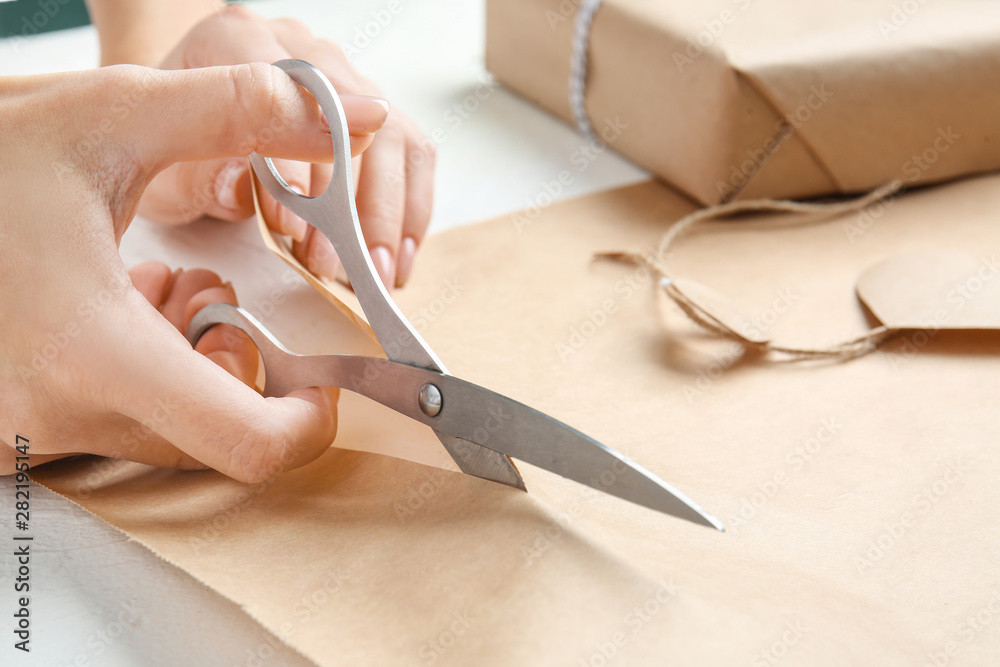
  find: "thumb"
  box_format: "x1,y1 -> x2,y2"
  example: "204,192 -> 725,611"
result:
72,63 -> 339,173
142,90 -> 386,225
101,290 -> 339,483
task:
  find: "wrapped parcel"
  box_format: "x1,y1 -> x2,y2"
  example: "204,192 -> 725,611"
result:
486,0 -> 1000,204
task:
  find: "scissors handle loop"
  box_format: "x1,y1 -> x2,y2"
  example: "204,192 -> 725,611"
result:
249,59 -> 445,373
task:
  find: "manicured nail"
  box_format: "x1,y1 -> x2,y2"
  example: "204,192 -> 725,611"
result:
343,95 -> 390,136
283,185 -> 309,242
221,282 -> 237,304
370,245 -> 396,289
308,241 -> 341,282
215,161 -> 247,211
396,237 -> 417,287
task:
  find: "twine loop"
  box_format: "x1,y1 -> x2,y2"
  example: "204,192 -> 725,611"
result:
599,183 -> 904,360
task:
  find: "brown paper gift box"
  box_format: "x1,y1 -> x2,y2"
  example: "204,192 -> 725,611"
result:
486,0 -> 1000,205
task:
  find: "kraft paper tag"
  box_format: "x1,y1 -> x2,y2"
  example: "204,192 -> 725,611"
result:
671,278 -> 772,345
856,250 -> 1000,330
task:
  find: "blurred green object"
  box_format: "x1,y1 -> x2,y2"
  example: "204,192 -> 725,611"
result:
0,0 -> 90,39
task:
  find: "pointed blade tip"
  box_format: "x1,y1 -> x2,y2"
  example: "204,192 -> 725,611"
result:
700,512 -> 725,532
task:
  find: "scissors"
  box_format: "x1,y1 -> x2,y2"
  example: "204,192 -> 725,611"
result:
186,59 -> 723,531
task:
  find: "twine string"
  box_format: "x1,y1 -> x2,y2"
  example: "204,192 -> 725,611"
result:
599,182 -> 904,360
569,0 -> 606,139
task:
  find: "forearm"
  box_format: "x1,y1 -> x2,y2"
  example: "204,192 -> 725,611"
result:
85,0 -> 224,66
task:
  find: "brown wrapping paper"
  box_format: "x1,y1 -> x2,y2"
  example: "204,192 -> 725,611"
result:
253,177 -> 376,342
36,173 -> 1000,665
486,0 -> 1000,205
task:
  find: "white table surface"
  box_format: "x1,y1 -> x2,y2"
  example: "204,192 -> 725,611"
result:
0,2 -> 648,665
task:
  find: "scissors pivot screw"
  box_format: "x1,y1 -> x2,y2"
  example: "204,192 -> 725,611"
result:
418,383 -> 443,417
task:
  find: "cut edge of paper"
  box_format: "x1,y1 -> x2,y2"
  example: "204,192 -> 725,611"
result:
251,172 -> 378,344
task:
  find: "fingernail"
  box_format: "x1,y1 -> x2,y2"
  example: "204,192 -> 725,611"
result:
221,281 -> 237,304
344,95 -> 391,136
283,185 -> 309,242
308,243 -> 341,282
370,245 -> 396,289
396,237 -> 417,287
215,162 -> 248,211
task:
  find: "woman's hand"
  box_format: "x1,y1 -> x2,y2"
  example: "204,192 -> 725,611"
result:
104,5 -> 436,289
0,64 -> 344,480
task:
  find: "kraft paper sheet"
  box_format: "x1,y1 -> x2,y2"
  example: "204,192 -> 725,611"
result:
36,173 -> 1000,666
486,0 -> 1000,205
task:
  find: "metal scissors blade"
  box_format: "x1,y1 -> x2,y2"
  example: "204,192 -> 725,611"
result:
248,59 -> 523,490
187,304 -> 724,530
